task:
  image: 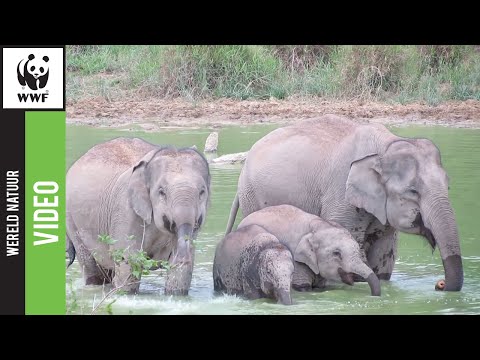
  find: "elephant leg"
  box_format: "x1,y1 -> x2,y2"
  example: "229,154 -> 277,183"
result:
312,275 -> 327,289
242,277 -> 263,300
113,260 -> 140,294
67,212 -> 112,285
75,242 -> 107,285
291,262 -> 315,291
98,266 -> 113,284
366,226 -> 398,280
69,228 -> 109,285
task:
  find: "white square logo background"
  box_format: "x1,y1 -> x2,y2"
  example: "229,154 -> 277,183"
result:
3,47 -> 64,109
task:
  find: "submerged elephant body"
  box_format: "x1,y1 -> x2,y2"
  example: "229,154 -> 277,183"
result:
227,115 -> 463,291
238,205 -> 381,296
67,137 -> 210,295
213,224 -> 294,305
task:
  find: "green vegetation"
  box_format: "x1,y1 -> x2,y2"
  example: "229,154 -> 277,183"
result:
86,234 -> 171,314
98,234 -> 117,245
105,299 -> 117,315
67,45 -> 480,105
126,250 -> 159,279
66,278 -> 79,313
97,234 -> 164,279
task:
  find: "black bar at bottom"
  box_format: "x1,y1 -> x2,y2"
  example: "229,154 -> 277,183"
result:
0,109 -> 25,315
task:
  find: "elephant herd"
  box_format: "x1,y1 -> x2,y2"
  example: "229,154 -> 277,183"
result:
66,115 -> 463,305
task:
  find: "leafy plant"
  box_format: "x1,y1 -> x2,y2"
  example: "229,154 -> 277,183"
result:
66,279 -> 79,314
158,260 -> 171,271
98,234 -> 117,245
100,233 -> 170,278
111,249 -> 125,263
105,299 -> 117,315
127,250 -> 159,279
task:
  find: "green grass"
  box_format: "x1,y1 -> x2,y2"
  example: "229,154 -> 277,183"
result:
66,45 -> 480,104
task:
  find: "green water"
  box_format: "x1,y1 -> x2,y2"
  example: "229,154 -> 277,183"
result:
66,124 -> 480,315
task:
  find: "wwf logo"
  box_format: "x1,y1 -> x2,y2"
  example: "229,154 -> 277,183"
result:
3,46 -> 64,109
17,54 -> 49,90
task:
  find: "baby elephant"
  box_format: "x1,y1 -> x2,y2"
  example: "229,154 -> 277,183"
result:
238,205 -> 381,296
213,224 -> 295,305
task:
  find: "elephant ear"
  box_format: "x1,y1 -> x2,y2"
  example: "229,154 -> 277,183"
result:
345,154 -> 387,225
128,149 -> 159,224
294,233 -> 320,275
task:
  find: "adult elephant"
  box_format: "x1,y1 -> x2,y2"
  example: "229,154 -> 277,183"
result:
67,137 -> 210,295
226,115 -> 463,291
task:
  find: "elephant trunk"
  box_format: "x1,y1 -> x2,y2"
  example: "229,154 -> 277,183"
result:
165,222 -> 195,296
350,262 -> 381,296
164,189 -> 199,296
275,288 -> 293,305
172,223 -> 194,265
366,273 -> 381,297
420,195 -> 463,291
170,201 -> 197,264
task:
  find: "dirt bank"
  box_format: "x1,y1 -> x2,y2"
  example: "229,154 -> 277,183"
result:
66,98 -> 480,129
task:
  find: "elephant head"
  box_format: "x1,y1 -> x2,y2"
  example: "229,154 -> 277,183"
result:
128,146 -> 210,295
294,219 -> 381,296
346,138 -> 462,291
257,241 -> 295,305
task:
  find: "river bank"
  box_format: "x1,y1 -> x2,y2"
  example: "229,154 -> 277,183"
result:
66,98 -> 480,129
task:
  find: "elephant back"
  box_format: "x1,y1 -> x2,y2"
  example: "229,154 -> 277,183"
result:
76,137 -> 157,172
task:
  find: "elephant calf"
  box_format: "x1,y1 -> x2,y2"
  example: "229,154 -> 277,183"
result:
66,137 -> 210,295
227,115 -> 462,291
213,224 -> 294,305
237,205 -> 381,296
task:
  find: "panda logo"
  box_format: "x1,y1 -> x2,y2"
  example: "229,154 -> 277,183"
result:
17,54 -> 49,90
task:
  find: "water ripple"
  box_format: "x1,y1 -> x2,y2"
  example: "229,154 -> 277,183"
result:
66,125 -> 480,315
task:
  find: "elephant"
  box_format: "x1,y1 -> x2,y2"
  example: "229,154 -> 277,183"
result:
237,205 -> 381,296
226,115 -> 463,291
66,137 -> 210,295
213,224 -> 294,305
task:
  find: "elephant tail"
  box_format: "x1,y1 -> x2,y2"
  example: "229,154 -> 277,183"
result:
225,193 -> 239,236
66,236 -> 76,268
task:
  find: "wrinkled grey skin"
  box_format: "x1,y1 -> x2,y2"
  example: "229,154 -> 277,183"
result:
227,115 -> 462,291
213,224 -> 294,305
66,138 -> 210,295
238,205 -> 381,296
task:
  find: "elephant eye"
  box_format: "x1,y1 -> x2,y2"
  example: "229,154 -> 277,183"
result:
199,189 -> 205,198
409,189 -> 418,195
333,250 -> 342,259
159,188 -> 166,197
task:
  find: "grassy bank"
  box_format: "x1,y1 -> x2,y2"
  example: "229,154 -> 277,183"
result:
67,45 -> 480,105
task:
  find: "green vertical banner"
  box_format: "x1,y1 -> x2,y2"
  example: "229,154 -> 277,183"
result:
25,111 -> 65,315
